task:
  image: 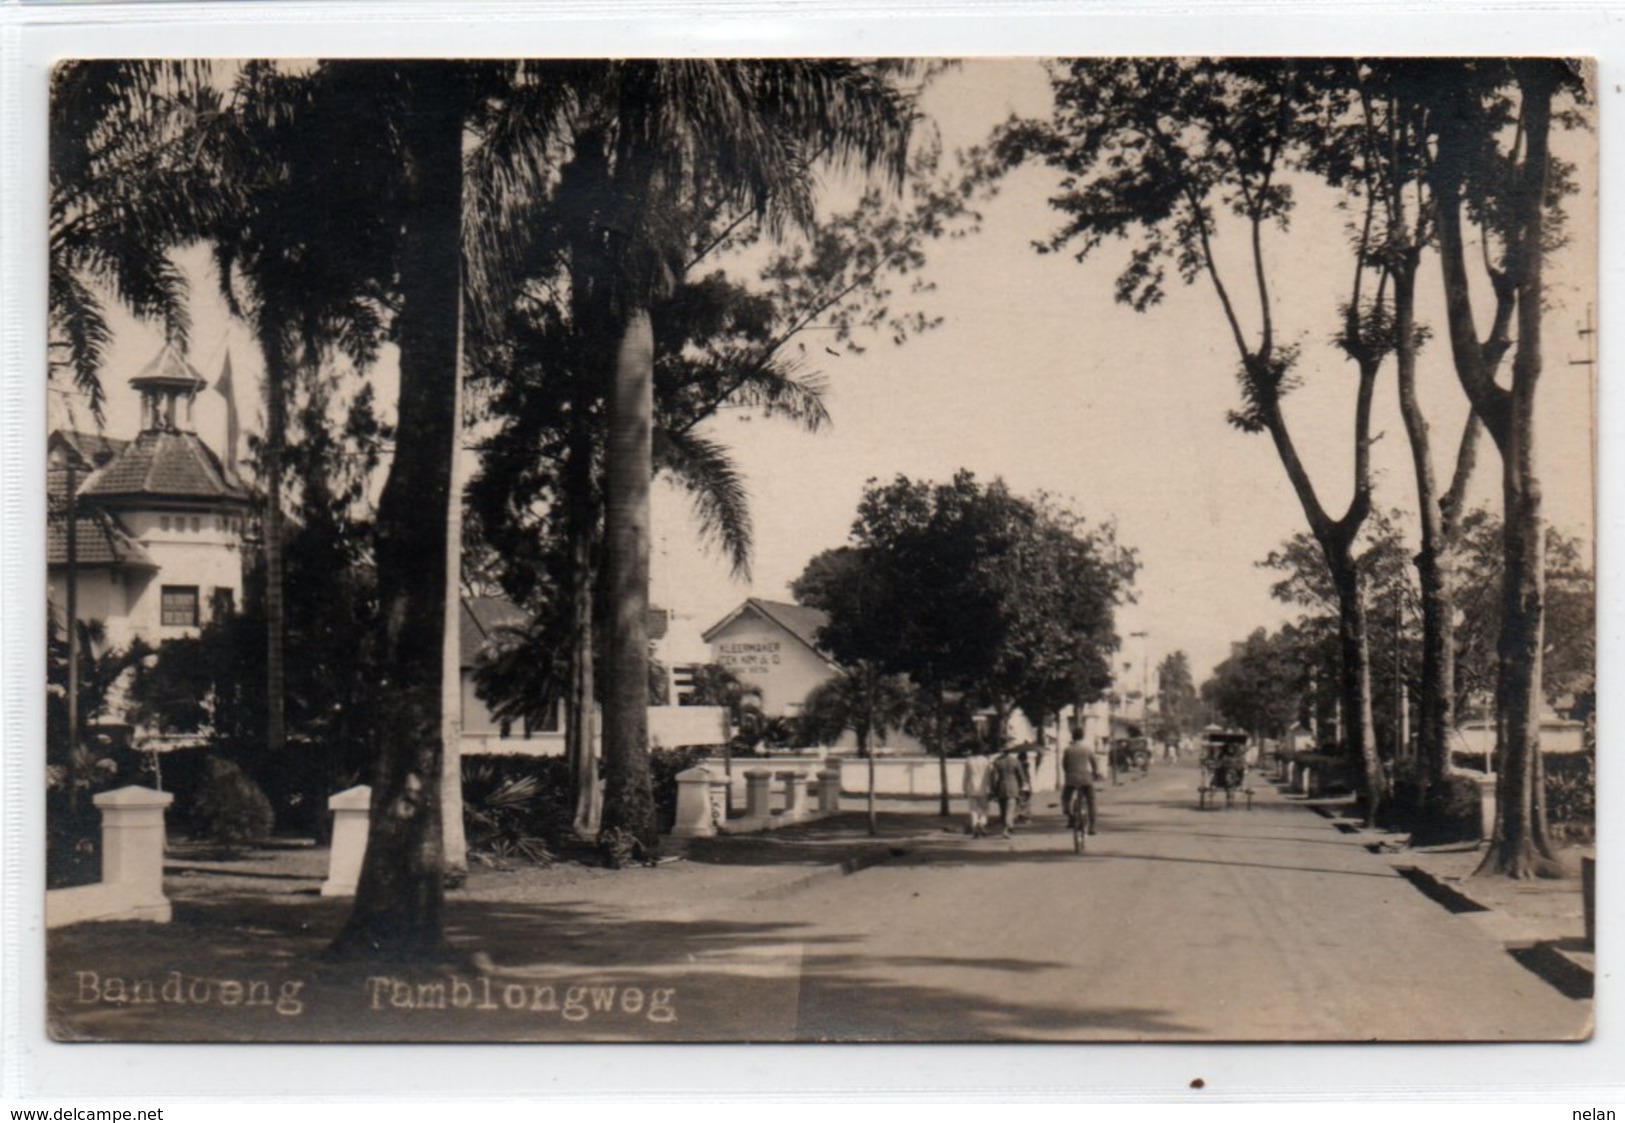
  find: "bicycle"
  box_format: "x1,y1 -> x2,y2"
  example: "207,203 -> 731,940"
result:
1065,787 -> 1091,854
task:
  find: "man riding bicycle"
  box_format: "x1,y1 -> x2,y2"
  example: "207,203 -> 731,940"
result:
1061,726 -> 1101,835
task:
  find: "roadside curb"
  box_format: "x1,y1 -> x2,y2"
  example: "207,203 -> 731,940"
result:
1397,864 -> 1595,998
741,844 -> 911,901
1373,840 -> 1595,1000
1271,781 -> 1595,1001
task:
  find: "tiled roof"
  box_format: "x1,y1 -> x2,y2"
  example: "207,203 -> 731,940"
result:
78,430 -> 251,504
702,597 -> 830,655
49,430 -> 129,470
129,341 -> 208,391
46,508 -> 156,569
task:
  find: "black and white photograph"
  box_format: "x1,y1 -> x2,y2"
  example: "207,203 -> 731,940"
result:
41,56 -> 1596,1045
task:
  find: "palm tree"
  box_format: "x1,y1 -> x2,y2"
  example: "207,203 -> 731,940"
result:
581,61 -> 914,854
49,62 -> 229,415
208,61 -> 392,796
803,662 -> 915,835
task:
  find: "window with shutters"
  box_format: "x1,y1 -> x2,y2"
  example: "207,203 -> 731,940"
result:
160,585 -> 200,627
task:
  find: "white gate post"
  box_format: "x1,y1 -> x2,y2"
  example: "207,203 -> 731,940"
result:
671,766 -> 716,838
94,785 -> 174,914
321,785 -> 373,897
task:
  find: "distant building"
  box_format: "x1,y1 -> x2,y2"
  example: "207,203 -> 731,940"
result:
48,343 -> 252,654
1456,711 -> 1589,758
701,598 -> 840,718
457,597 -> 727,757
455,595 -> 561,754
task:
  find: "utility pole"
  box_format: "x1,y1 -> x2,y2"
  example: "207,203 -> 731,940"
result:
1570,304 -> 1596,517
64,456 -> 80,812
1393,588 -> 1404,761
1130,630 -> 1149,735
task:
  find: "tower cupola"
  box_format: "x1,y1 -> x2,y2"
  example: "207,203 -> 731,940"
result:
129,341 -> 208,434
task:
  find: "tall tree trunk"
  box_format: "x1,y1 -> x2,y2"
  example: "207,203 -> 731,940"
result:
859,726 -> 876,835
566,416 -> 600,836
562,128 -> 612,840
439,319 -> 468,881
333,64 -> 464,957
64,459 -> 79,813
1263,362 -> 1383,825
258,318 -> 288,763
1392,254 -> 1472,841
600,306 -> 659,854
933,684 -> 950,818
1428,65 -> 1566,879
1332,560 -> 1382,823
1480,435 -> 1560,877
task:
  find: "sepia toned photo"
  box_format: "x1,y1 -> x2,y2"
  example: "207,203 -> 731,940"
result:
43,57 -> 1596,1044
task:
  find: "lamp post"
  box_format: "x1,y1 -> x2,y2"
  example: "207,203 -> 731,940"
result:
1130,630 -> 1149,737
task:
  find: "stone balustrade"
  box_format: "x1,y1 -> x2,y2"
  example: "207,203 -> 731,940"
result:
816,767 -> 843,813
779,771 -> 809,821
743,769 -> 775,821
668,763 -> 842,837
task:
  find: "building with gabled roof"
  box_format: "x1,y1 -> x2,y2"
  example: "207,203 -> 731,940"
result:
48,343 -> 252,653
701,597 -> 839,718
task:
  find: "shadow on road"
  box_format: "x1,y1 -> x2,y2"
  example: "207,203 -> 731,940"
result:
48,886 -> 1197,1042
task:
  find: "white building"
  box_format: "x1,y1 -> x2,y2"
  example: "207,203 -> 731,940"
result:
701,598 -> 842,718
48,344 -> 252,654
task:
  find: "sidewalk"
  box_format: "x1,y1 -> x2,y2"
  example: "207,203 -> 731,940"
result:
1278,785 -> 1594,998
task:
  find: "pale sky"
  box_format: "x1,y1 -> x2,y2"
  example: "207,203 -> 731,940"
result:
57,58 -> 1598,686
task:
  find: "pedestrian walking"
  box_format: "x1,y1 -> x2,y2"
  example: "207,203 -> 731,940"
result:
1094,736 -> 1116,788
990,743 -> 1026,838
1016,748 -> 1034,822
962,745 -> 993,838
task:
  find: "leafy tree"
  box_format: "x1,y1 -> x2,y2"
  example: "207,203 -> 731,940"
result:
1262,510 -> 1422,765
993,59 -> 1400,822
1453,511 -> 1594,724
987,497 -> 1132,743
799,472 -> 1134,815
206,61 -> 395,790
1294,61 -> 1488,834
1201,627 -> 1314,742
46,617 -> 130,764
1423,60 -> 1588,878
579,62 -> 916,857
465,63 -> 941,854
801,661 -> 915,834
1154,651 -> 1203,744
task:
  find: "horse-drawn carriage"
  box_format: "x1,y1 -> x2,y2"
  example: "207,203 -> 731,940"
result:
1199,729 -> 1253,809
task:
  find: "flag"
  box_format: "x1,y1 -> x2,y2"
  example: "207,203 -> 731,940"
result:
214,352 -> 240,474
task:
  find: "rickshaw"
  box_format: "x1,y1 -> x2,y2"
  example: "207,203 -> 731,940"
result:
1110,735 -> 1152,777
1199,729 -> 1252,809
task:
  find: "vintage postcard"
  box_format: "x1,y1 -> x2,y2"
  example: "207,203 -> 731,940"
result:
43,56 -> 1595,1045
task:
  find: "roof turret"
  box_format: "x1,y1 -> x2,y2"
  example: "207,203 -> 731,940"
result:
129,341 -> 208,394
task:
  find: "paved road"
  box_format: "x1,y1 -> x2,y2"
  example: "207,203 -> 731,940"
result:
711,760 -> 1592,1042
48,760 -> 1590,1044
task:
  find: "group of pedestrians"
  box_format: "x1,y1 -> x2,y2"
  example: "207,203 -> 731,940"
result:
961,726 -> 1107,840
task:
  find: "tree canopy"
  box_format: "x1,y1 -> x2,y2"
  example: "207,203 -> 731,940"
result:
796,472 -> 1137,739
